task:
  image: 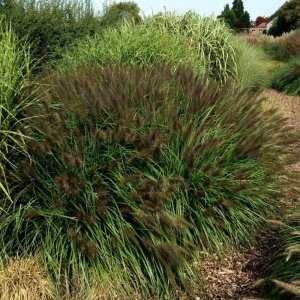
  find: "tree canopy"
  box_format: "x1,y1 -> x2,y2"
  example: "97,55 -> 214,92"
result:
269,0 -> 300,36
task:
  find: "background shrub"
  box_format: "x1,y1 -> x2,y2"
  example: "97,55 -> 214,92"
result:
263,31 -> 300,61
270,57 -> 300,96
1,63 -> 296,297
0,0 -> 102,65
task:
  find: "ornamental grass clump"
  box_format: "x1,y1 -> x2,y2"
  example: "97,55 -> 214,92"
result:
1,64 -> 296,297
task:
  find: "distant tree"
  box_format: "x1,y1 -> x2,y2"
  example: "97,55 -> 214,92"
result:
269,0 -> 300,36
218,4 -> 237,28
101,1 -> 141,27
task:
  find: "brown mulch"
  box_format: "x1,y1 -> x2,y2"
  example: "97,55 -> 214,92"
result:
197,89 -> 300,300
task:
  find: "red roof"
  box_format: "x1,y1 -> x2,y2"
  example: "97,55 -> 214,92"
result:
257,22 -> 267,28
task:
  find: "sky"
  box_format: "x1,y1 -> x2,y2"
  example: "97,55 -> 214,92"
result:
96,0 -> 285,20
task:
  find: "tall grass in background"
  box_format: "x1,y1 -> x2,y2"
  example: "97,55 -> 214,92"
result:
0,17 -> 36,200
1,63 -> 297,297
59,12 -> 269,91
57,22 -> 206,76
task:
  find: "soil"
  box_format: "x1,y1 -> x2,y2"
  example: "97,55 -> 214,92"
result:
197,89 -> 300,300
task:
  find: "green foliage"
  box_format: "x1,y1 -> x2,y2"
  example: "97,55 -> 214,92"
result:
0,0 -> 102,65
57,22 -> 205,76
232,37 -> 269,90
269,57 -> 300,96
263,42 -> 292,61
0,17 -> 36,200
1,63 -> 295,297
101,1 -> 141,27
269,0 -> 300,37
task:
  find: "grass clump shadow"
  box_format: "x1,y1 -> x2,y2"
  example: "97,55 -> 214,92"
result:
1,63 -> 297,298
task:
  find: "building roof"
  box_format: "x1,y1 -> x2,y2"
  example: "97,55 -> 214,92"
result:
257,22 -> 267,28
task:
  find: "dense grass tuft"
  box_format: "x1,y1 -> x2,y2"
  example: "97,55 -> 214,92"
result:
1,64 -> 296,297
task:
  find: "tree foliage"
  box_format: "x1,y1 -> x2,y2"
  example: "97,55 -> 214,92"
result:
269,0 -> 300,36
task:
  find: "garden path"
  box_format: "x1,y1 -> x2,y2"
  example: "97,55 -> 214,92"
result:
197,89 -> 300,300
